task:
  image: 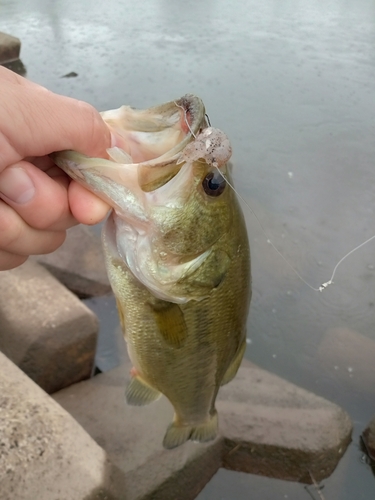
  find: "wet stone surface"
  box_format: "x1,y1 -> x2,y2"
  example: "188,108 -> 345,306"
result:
0,31 -> 21,64
0,260 -> 98,393
53,352 -> 352,499
218,364 -> 352,483
0,352 -> 128,500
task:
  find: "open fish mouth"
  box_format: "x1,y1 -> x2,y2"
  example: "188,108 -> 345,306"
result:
52,94 -> 232,195
52,94 -> 208,196
103,94 -> 206,165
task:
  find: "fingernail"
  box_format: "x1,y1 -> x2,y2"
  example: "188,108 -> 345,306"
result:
0,167 -> 35,204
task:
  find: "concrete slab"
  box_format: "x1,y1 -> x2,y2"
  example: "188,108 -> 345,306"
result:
54,360 -> 221,500
0,352 -> 128,500
218,364 -> 352,483
0,260 -> 98,393
53,354 -> 352,499
32,225 -> 111,298
0,32 -> 21,64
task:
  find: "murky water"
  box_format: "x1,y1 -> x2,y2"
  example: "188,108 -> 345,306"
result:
2,0 -> 375,497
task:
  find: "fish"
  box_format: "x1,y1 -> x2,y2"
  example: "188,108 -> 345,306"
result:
52,94 -> 251,449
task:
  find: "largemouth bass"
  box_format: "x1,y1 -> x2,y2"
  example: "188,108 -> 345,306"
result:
52,95 -> 251,449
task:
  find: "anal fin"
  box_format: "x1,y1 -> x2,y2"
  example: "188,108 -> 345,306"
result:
220,339 -> 246,386
125,375 -> 161,406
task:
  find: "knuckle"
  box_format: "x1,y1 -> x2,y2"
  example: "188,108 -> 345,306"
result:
0,205 -> 23,251
33,201 -> 67,231
0,203 -> 66,256
24,176 -> 70,231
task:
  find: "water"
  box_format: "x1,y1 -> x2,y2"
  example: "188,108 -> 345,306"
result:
2,0 -> 375,497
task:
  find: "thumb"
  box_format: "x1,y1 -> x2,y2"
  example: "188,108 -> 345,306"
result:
55,97 -> 113,158
19,92 -> 113,159
0,67 -> 113,163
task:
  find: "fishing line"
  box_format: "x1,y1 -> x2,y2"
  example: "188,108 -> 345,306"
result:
217,165 -> 375,293
307,471 -> 327,500
215,166 -> 321,292
177,105 -> 375,293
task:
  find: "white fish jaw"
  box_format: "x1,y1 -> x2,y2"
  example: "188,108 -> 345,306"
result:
52,152 -> 148,224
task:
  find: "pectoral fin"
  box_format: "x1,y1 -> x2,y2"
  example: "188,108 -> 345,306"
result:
184,249 -> 231,294
220,339 -> 246,386
125,375 -> 161,406
148,300 -> 187,348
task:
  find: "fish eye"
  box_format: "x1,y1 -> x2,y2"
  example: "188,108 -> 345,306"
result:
202,171 -> 226,197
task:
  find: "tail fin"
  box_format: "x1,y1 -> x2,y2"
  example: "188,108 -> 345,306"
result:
162,410 -> 218,449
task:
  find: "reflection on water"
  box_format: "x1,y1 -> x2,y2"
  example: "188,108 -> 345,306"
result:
2,0 -> 375,497
83,295 -> 126,373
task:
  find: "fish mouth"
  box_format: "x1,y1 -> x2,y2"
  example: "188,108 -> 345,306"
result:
103,94 -> 206,164
114,94 -> 207,192
104,93 -> 209,193
52,94 -> 207,196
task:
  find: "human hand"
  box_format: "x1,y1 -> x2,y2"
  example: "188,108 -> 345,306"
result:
0,66 -> 115,270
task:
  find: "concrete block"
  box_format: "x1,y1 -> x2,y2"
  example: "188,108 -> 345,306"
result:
218,363 -> 352,483
32,225 -> 111,298
0,260 -> 98,393
53,353 -> 352,499
54,361 -> 221,500
0,352 -> 128,500
0,32 -> 21,64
